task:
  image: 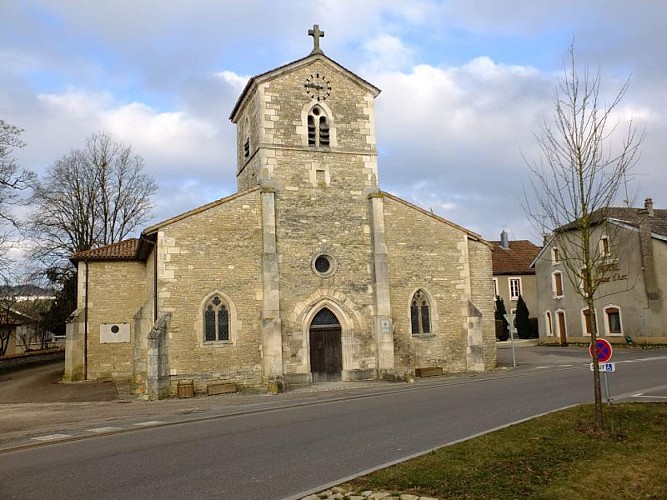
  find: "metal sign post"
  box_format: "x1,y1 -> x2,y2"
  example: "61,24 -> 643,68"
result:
589,340 -> 615,406
503,313 -> 517,368
604,371 -> 611,405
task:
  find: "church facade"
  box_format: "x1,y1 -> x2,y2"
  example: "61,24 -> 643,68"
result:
64,28 -> 496,398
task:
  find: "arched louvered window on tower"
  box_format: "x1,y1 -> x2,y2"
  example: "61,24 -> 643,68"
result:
307,106 -> 330,147
319,116 -> 329,146
410,290 -> 431,335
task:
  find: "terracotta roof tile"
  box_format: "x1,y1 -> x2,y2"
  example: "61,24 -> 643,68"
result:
71,238 -> 141,262
491,240 -> 541,275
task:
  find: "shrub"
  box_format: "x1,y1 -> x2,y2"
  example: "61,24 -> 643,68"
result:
495,297 -> 509,341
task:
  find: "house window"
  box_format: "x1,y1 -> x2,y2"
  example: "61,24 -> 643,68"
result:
204,295 -> 229,342
545,311 -> 553,336
599,235 -> 609,258
582,308 -> 594,336
492,278 -> 498,298
410,289 -> 431,335
509,278 -> 521,301
552,271 -> 563,298
551,247 -> 560,264
604,306 -> 623,335
307,106 -> 330,147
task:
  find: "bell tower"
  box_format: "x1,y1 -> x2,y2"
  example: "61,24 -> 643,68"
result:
229,25 -> 381,193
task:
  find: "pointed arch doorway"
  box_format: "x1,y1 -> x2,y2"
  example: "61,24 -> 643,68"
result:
309,307 -> 342,382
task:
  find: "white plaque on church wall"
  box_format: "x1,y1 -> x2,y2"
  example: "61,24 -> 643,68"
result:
100,323 -> 130,343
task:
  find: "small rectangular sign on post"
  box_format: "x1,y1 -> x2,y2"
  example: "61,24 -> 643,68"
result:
590,362 -> 615,372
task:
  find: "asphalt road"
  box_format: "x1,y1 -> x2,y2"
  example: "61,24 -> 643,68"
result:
0,345 -> 665,500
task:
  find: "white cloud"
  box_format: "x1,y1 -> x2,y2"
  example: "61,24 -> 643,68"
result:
216,71 -> 250,91
363,34 -> 415,72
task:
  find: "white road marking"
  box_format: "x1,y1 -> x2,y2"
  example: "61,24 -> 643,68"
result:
31,434 -> 71,441
86,427 -> 121,433
133,421 -> 164,427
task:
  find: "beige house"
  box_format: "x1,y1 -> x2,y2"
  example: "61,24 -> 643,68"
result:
65,27 -> 496,398
534,198 -> 667,345
491,231 -> 540,319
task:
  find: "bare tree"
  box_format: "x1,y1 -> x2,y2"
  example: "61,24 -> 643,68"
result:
30,132 -> 157,333
524,44 -> 644,430
0,120 -> 35,272
31,131 -> 157,273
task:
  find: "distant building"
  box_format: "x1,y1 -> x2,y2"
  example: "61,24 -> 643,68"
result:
0,308 -> 38,356
0,285 -> 56,356
491,231 -> 541,319
533,198 -> 667,345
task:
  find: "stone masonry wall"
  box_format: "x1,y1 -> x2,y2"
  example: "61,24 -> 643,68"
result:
85,260 -> 147,380
467,238 -> 496,369
383,196 -> 481,374
254,58 -> 380,378
236,93 -> 261,191
154,189 -> 265,392
273,151 -> 377,377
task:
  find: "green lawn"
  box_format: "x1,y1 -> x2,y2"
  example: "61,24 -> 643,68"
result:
341,403 -> 667,499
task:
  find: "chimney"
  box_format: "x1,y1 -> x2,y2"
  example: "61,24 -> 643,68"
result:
645,198 -> 654,217
500,230 -> 509,249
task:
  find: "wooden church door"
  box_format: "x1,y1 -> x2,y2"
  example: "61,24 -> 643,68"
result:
309,308 -> 342,382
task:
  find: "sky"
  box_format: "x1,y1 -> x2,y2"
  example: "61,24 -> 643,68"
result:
1,0 -> 665,246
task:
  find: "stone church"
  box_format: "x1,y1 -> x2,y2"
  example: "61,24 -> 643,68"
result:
64,26 -> 496,398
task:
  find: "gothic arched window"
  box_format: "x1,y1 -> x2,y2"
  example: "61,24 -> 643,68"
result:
308,106 -> 330,147
410,290 -> 431,335
204,295 -> 229,342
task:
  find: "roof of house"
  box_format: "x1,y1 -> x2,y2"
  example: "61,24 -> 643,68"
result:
71,238 -> 142,262
531,202 -> 667,267
558,206 -> 667,237
490,239 -> 541,275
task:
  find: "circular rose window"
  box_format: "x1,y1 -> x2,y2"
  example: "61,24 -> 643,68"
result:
312,254 -> 336,277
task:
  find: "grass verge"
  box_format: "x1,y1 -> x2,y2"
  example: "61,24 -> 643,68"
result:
341,403 -> 667,499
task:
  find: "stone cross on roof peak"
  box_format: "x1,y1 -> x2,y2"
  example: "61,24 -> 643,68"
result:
308,24 -> 325,54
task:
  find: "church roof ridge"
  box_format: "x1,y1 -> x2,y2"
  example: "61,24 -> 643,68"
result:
143,187 -> 261,235
379,191 -> 490,246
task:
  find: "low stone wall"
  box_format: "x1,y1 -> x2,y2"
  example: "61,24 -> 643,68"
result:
0,348 -> 65,371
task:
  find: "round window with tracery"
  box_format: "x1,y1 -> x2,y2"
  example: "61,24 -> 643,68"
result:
312,254 -> 336,277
